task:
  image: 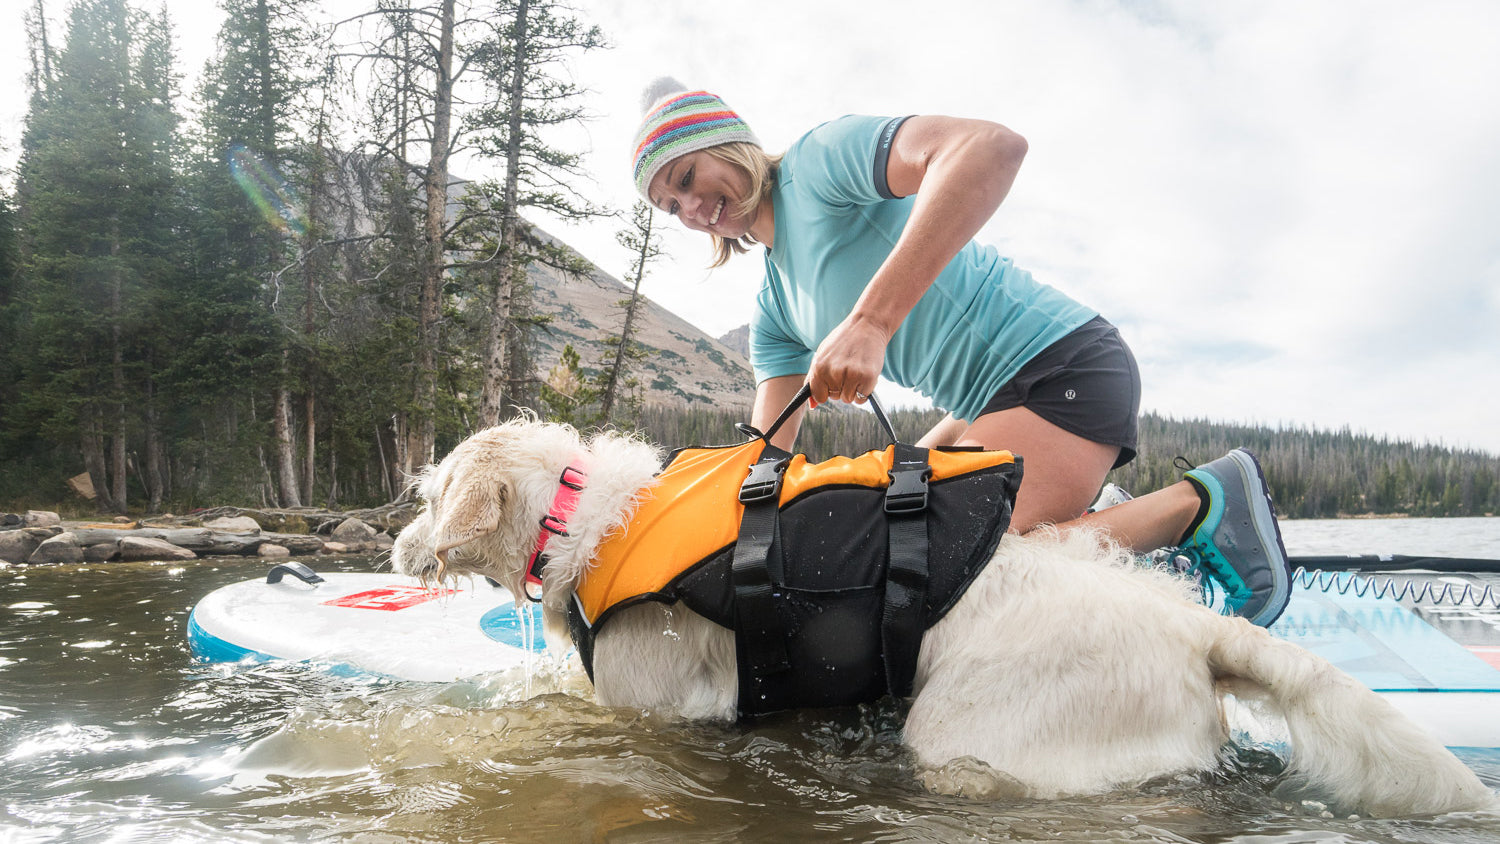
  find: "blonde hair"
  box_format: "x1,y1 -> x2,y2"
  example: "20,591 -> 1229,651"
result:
701,142 -> 782,268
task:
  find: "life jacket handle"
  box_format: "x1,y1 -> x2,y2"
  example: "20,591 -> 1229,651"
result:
745,383 -> 901,445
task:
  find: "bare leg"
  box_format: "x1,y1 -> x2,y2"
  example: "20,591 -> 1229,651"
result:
1061,482 -> 1201,553
931,406 -> 1199,553
915,413 -> 968,449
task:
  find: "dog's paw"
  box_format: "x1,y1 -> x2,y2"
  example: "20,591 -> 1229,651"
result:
918,756 -> 1030,801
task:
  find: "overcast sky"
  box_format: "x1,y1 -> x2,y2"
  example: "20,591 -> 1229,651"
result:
4,0 -> 1498,453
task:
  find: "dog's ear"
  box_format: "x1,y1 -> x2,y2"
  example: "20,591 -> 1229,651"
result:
431,476 -> 507,569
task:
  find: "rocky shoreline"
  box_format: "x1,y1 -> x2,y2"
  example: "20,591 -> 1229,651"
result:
0,505 -> 419,566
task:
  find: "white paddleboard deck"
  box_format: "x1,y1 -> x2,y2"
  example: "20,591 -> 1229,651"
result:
188,563 -> 546,683
189,564 -> 1500,749
1264,570 -> 1500,750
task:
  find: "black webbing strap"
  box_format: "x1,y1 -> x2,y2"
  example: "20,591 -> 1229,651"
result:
733,446 -> 793,676
881,441 -> 931,697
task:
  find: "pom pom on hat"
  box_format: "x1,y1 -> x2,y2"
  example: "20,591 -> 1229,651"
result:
640,76 -> 689,113
631,79 -> 758,199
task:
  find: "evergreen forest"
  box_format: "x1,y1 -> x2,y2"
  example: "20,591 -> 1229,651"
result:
0,0 -> 1494,521
634,407 -> 1500,520
2,0 -> 624,513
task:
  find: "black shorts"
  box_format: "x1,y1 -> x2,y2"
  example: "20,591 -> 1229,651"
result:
976,316 -> 1140,468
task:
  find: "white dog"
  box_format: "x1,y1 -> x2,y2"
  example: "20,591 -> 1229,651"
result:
391,417 -> 1494,817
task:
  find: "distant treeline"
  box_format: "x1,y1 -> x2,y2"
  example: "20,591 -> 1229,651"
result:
632,405 -> 1500,520
5,393 -> 1494,518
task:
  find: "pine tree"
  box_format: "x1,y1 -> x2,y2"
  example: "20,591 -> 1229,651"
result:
469,0 -> 608,424
0,192 -> 21,442
129,5 -> 185,512
12,0 -> 183,513
189,0 -> 315,507
596,201 -> 660,426
341,0 -> 461,486
343,0 -> 606,479
539,343 -> 598,428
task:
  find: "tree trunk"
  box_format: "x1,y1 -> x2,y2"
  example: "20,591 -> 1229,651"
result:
386,414 -> 409,501
107,209 -> 128,513
601,206 -> 654,424
303,392 -> 316,503
79,408 -> 118,514
273,369 -> 302,507
480,0 -> 531,426
28,0 -> 54,92
301,128 -> 325,502
407,0 -> 455,471
479,270 -> 509,427
109,342 -> 128,513
375,423 -> 395,502
144,378 -> 164,512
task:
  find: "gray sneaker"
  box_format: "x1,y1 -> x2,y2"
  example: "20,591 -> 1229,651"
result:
1178,449 -> 1292,627
1088,482 -> 1134,513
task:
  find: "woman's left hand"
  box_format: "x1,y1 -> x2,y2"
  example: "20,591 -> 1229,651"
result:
808,315 -> 890,406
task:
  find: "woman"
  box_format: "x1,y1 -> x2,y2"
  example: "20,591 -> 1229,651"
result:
631,82 -> 1291,627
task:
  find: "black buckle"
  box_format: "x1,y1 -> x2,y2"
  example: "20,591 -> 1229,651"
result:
885,464 -> 930,513
558,465 -> 585,491
539,513 -> 569,536
739,457 -> 788,503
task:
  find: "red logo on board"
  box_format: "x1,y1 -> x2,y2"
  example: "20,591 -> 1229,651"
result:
321,585 -> 458,611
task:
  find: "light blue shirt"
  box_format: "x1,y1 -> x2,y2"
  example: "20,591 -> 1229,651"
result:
751,115 -> 1097,422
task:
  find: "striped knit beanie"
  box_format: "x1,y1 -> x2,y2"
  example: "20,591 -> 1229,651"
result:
632,78 -> 758,198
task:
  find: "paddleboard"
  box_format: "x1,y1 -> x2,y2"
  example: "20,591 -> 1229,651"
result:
1262,569 -> 1500,750
188,562 -> 547,682
190,562 -> 1500,749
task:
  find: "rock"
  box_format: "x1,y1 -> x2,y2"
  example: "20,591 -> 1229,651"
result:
24,511 -> 62,528
331,517 -> 378,549
375,532 -> 395,550
322,541 -> 349,554
112,516 -> 132,524
0,530 -> 42,564
258,543 -> 291,558
0,513 -> 20,528
119,536 -> 198,562
83,543 -> 119,563
203,516 -> 262,533
67,471 -> 96,500
69,527 -> 257,557
29,533 -> 83,565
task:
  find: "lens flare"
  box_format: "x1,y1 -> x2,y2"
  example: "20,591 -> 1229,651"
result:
227,145 -> 306,236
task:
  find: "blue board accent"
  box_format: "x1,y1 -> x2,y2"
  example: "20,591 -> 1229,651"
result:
186,608 -> 271,664
478,601 -> 548,651
1271,580 -> 1500,692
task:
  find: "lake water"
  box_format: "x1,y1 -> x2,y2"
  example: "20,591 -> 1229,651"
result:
2,518 -> 1499,843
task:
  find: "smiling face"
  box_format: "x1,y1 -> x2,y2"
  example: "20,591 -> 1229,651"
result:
647,149 -> 761,240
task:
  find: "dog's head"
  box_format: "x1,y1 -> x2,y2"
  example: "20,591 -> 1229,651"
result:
391,415 -> 586,602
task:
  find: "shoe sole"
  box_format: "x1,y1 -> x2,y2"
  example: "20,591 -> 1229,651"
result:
1225,448 -> 1291,626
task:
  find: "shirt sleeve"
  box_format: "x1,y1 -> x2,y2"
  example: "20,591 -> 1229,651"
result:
790,114 -> 912,208
749,261 -> 812,382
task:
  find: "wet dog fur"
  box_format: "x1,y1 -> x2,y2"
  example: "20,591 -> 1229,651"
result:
391,417 -> 1495,817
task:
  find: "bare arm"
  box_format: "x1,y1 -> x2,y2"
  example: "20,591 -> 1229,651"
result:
751,374 -> 808,451
809,115 -> 1028,407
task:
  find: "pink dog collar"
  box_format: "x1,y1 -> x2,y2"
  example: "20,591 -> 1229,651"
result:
524,464 -> 587,601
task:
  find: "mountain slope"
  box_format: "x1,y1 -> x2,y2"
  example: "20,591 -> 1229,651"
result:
522,228 -> 755,410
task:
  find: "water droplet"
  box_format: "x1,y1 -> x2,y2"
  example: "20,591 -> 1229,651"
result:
662,606 -> 680,641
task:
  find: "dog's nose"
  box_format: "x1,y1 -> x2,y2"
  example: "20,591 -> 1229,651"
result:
389,534 -> 433,577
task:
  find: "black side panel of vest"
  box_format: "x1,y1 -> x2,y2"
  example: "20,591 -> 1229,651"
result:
660,460 -> 1021,716
567,597 -> 597,683
922,461 -> 1022,625
739,579 -> 887,713
673,547 -> 736,624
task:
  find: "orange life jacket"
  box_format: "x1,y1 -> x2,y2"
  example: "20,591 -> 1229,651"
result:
566,438 -> 1022,716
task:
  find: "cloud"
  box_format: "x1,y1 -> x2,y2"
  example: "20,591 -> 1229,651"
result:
4,0 -> 1496,450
